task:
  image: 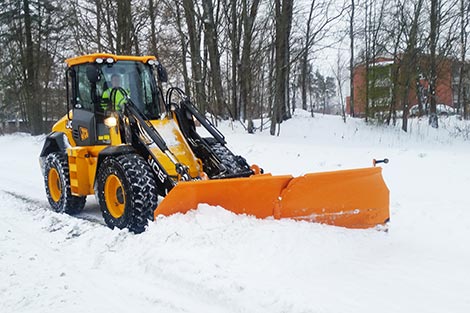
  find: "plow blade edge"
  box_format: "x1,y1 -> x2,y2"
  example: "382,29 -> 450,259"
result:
155,167 -> 389,229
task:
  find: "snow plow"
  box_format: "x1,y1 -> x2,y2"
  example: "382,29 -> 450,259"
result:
39,53 -> 389,233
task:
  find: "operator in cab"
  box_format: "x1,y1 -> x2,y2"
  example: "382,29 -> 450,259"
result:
101,74 -> 129,111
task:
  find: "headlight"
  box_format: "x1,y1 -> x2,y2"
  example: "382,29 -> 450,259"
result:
106,57 -> 114,64
104,116 -> 117,127
95,58 -> 104,64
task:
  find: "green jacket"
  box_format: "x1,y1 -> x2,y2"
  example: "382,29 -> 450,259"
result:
101,88 -> 129,110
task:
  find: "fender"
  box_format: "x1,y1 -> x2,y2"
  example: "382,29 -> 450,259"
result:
96,145 -> 136,167
90,145 -> 137,192
39,132 -> 71,175
39,132 -> 70,157
95,145 -> 173,197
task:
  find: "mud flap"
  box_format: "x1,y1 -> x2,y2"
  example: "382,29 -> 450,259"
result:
155,167 -> 389,229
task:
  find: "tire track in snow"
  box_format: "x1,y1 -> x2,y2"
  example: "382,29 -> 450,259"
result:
0,190 -> 251,313
1,189 -> 106,226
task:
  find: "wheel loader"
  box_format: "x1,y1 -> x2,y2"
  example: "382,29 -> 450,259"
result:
39,53 -> 389,233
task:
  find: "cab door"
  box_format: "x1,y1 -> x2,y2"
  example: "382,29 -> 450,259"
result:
70,64 -> 110,146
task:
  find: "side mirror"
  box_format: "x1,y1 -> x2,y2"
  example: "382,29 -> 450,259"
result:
86,64 -> 100,83
156,62 -> 168,83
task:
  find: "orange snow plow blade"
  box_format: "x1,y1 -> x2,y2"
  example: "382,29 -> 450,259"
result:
155,167 -> 389,229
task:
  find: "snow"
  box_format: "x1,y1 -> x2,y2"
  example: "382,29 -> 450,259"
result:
153,120 -> 182,147
1,112 -> 470,313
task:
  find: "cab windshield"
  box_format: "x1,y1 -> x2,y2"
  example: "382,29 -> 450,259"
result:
75,60 -> 162,119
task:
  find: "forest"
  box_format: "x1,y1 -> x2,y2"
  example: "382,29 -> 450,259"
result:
0,0 -> 469,135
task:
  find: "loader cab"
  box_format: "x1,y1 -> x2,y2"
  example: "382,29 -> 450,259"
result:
66,54 -> 163,146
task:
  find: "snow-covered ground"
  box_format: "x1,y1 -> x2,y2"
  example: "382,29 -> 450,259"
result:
1,112 -> 469,313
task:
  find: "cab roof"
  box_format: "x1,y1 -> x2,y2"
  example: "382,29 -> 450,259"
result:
65,53 -> 156,67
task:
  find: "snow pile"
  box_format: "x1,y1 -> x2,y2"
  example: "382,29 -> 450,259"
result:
1,113 -> 470,313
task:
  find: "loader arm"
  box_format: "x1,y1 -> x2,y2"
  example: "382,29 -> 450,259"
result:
167,88 -> 254,179
126,99 -> 191,180
106,93 -> 191,196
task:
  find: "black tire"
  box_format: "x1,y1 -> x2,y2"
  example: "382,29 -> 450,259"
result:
95,154 -> 158,233
43,152 -> 86,214
204,137 -> 250,174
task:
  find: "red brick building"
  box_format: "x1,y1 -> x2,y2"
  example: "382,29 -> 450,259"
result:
346,56 -> 464,117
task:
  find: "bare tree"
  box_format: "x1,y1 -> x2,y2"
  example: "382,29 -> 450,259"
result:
428,0 -> 439,128
23,0 -> 43,134
182,0 -> 207,111
116,0 -> 132,54
457,0 -> 470,119
360,0 -> 387,122
349,0 -> 355,116
270,0 -> 293,136
0,0 -> 70,134
297,0 -> 345,113
148,0 -> 159,56
172,1 -> 191,94
228,0 -> 240,120
385,0 -> 405,126
332,48 -> 348,122
239,0 -> 261,128
401,0 -> 423,132
201,0 -> 228,117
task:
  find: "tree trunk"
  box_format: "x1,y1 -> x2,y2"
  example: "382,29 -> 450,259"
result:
401,0 -> 422,132
300,50 -> 308,111
240,0 -> 261,123
23,0 -> 43,135
117,0 -> 132,54
285,35 -> 291,120
149,0 -> 158,56
333,49 -> 347,123
364,0 -> 370,122
401,67 -> 413,132
230,0 -> 239,120
464,85 -> 469,120
349,0 -> 355,117
202,0 -> 229,118
386,0 -> 404,126
148,0 -> 163,90
300,1 -> 315,111
104,0 -> 116,53
270,0 -> 293,136
458,0 -> 469,119
267,39 -> 275,119
429,0 -> 439,128
174,3 -> 191,95
387,41 -> 400,126
240,0 -> 248,121
96,0 -> 102,51
388,61 -> 400,126
182,0 -> 207,111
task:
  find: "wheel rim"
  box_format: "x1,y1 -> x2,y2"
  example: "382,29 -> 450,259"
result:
104,174 -> 126,218
48,168 -> 62,202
